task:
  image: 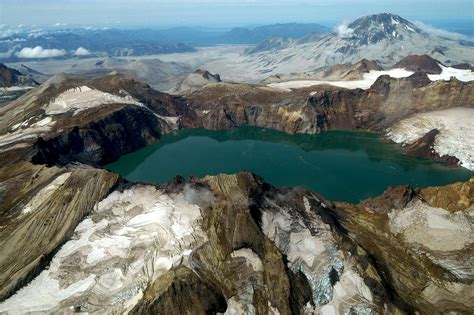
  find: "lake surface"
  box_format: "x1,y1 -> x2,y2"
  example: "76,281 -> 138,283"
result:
106,127 -> 473,203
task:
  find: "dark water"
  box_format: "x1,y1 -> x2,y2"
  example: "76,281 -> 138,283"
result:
106,127 -> 473,203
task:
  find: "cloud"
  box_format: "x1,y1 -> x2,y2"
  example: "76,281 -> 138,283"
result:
414,21 -> 469,41
335,21 -> 354,38
181,184 -> 215,207
73,47 -> 91,56
15,46 -> 66,58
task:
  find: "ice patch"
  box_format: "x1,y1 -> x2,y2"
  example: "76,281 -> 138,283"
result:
231,248 -> 264,272
388,200 -> 472,251
0,185 -> 207,313
45,85 -> 143,115
268,65 -> 473,91
267,68 -> 415,90
428,65 -> 474,82
386,107 -> 474,170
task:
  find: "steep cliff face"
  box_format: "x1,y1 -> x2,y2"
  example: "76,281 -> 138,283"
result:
1,168 -> 471,314
0,72 -> 472,313
0,161 -> 119,301
0,73 -> 188,167
331,179 -> 474,314
31,105 -> 164,166
0,172 -> 404,314
0,64 -> 38,87
185,75 -> 473,134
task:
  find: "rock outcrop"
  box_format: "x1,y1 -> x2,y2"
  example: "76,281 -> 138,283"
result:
393,54 -> 443,74
0,72 -> 472,313
172,69 -> 222,94
320,59 -> 383,80
332,180 -> 474,314
0,64 -> 39,105
185,74 -> 473,134
0,64 -> 38,88
0,161 -> 119,301
0,165 -> 472,314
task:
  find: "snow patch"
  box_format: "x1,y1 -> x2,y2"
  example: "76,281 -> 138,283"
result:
231,248 -> 264,272
0,185 -> 207,313
388,200 -> 472,251
386,107 -> 474,170
268,65 -> 473,91
267,68 -> 414,90
428,64 -> 474,82
45,85 -> 143,115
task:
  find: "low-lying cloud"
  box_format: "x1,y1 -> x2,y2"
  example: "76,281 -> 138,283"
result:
335,21 -> 354,38
73,47 -> 91,56
15,46 -> 66,58
414,21 -> 469,41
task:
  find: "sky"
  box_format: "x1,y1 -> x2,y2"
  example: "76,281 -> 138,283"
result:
1,0 -> 472,27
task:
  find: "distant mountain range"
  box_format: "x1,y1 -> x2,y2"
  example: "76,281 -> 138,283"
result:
0,29 -> 196,62
237,13 -> 474,77
0,23 -> 329,62
0,63 -> 38,87
219,23 -> 329,44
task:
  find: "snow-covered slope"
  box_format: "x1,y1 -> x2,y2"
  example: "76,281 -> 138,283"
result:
209,13 -> 474,81
268,65 -> 474,90
386,108 -> 474,170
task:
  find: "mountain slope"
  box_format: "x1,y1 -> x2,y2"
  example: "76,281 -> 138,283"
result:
221,23 -> 329,44
393,54 -> 443,74
239,13 -> 474,78
0,64 -> 38,87
172,69 -> 222,94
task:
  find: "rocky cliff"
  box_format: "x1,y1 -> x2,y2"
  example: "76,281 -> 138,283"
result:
0,71 -> 473,313
185,73 -> 473,134
0,167 -> 471,314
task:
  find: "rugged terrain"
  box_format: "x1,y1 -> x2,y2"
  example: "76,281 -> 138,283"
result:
205,14 -> 474,80
184,71 -> 473,146
0,63 -> 38,105
0,65 -> 472,313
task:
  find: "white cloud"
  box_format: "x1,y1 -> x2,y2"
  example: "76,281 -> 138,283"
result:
73,47 -> 91,56
414,21 -> 469,41
15,46 -> 66,58
335,21 -> 354,38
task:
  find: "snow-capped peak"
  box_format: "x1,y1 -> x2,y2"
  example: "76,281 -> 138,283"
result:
344,13 -> 421,44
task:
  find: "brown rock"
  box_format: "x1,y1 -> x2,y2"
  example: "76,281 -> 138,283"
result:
419,177 -> 474,212
403,129 -> 460,166
393,54 -> 443,74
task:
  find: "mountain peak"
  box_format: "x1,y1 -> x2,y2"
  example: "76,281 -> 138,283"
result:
343,13 -> 421,44
393,54 -> 443,74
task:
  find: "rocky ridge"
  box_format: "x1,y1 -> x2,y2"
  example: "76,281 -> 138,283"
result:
0,64 -> 39,105
232,13 -> 474,79
0,71 -> 472,313
171,69 -> 222,94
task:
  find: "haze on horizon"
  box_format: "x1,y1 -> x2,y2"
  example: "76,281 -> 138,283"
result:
1,0 -> 472,28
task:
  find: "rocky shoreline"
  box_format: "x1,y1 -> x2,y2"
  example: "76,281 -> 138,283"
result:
0,71 -> 473,313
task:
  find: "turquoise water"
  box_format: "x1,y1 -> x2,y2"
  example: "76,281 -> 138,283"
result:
106,127 -> 473,203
